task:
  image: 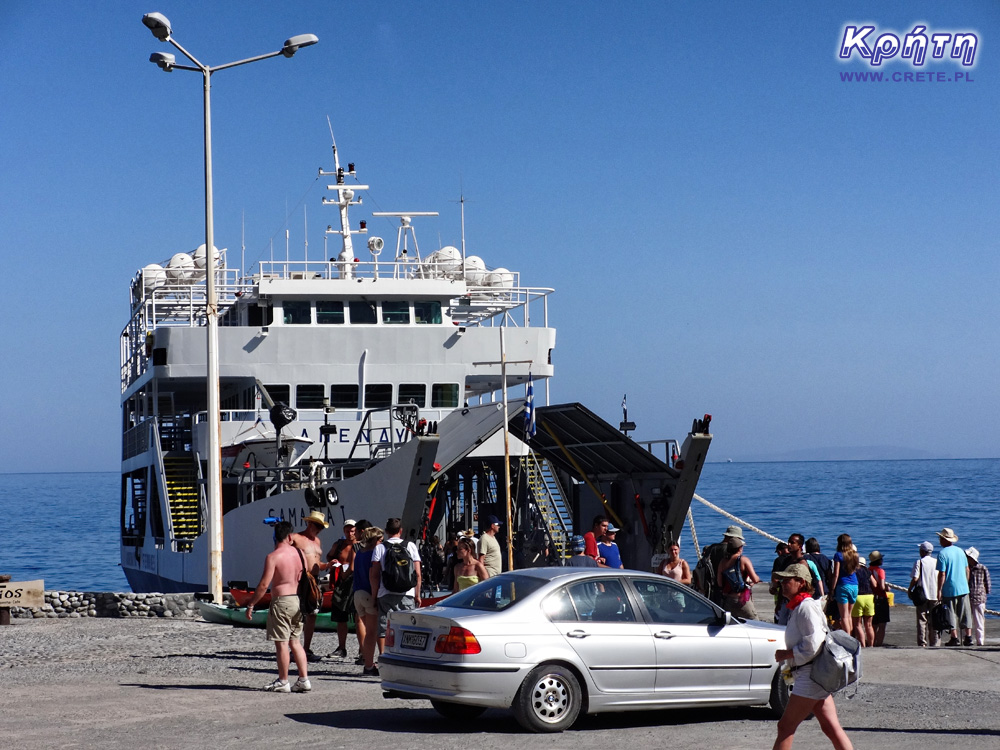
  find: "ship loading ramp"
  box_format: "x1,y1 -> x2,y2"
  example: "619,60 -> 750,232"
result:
417,401 -> 712,571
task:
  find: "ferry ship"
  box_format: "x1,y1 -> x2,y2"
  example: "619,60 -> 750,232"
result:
119,137 -> 712,593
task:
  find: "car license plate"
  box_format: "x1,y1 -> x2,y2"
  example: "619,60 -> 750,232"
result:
401,631 -> 429,650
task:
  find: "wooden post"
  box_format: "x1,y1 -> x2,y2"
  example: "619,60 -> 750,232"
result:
0,575 -> 10,626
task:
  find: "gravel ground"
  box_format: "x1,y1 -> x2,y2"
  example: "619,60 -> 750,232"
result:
2,610 -> 1000,749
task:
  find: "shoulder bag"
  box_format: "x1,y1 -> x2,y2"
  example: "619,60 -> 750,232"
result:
296,548 -> 322,614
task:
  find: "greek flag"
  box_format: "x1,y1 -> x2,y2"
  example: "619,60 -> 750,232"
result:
524,374 -> 536,439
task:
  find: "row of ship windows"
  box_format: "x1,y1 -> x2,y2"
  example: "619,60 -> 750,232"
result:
265,383 -> 461,410
280,300 -> 443,326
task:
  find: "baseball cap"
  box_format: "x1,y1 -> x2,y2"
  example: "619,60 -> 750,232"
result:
571,535 -> 586,552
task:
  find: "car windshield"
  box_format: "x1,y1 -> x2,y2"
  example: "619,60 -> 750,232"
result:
438,574 -> 548,612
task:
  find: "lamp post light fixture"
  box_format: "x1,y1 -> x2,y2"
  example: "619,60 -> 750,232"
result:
141,12 -> 318,603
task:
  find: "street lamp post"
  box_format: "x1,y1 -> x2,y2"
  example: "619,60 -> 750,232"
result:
142,13 -> 318,603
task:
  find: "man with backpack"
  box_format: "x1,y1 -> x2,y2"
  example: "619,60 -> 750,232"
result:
692,525 -> 745,604
369,517 -> 422,674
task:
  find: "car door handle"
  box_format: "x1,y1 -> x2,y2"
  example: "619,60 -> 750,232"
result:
566,629 -> 590,638
654,630 -> 675,639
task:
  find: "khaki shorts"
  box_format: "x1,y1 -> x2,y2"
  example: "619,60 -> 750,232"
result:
266,595 -> 303,642
354,589 -> 378,618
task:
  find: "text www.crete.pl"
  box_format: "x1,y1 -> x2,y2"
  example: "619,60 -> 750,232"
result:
840,71 -> 975,83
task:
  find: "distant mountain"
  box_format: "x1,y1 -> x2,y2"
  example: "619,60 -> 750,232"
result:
717,446 -> 945,463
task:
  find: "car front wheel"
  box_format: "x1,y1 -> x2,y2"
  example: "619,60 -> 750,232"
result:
513,664 -> 583,733
430,700 -> 487,721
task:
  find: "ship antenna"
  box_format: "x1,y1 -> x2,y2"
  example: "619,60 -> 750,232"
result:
327,115 -> 341,174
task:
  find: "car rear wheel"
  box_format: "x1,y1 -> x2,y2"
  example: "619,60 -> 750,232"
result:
430,700 -> 488,721
513,664 -> 582,733
769,669 -> 790,717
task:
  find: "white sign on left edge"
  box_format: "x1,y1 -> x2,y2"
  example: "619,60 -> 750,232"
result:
0,580 -> 44,608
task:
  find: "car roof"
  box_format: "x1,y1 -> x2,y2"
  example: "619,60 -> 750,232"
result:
499,567 -> 658,582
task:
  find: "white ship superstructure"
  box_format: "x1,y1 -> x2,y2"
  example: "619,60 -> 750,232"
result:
120,139 -> 711,593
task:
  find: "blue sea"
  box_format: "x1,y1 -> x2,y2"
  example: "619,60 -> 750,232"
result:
1,461 -> 996,610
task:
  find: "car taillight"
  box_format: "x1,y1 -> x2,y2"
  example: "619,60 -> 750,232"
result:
434,626 -> 481,654
386,624 -> 395,648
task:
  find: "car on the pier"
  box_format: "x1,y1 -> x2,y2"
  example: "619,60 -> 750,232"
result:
380,567 -> 788,732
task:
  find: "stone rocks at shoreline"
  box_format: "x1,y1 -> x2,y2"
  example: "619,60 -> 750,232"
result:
9,591 -> 209,620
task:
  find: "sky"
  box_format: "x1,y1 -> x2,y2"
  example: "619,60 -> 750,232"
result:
1,1 -> 998,473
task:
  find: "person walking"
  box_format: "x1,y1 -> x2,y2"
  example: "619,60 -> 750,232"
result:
245,521 -> 311,693
935,527 -> 972,646
850,558 -> 876,648
869,551 -> 890,647
370,518 -> 421,669
583,515 -> 609,564
453,537 -> 490,591
477,514 -> 503,578
831,534 -> 859,637
910,541 -> 940,648
292,510 -> 330,662
566,535 -> 598,568
716,535 -> 760,620
966,546 -> 991,646
597,524 -> 625,569
353,526 -> 383,676
804,538 -> 832,607
771,563 -> 854,750
656,542 -> 691,584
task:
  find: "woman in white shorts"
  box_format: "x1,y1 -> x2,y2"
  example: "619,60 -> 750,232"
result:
772,563 -> 854,750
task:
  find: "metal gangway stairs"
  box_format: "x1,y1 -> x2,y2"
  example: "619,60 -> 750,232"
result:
523,453 -> 572,560
162,454 -> 203,552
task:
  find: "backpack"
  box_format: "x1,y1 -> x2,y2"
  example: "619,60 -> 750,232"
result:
691,549 -> 717,599
381,541 -> 417,593
810,628 -> 863,693
720,555 -> 748,594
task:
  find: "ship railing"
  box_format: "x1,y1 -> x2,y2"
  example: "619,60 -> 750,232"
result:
253,259 -> 553,328
122,418 -> 152,460
636,438 -> 682,468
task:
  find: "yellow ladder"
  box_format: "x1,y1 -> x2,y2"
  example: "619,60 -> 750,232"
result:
524,454 -> 572,560
163,454 -> 202,552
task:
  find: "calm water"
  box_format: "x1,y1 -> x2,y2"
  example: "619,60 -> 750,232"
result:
0,461 -> 996,609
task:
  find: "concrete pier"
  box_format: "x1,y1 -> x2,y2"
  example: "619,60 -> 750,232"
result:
1,601 -> 998,749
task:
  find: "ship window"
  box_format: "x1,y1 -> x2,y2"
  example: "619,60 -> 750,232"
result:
283,300 -> 311,325
330,384 -> 359,409
317,300 -> 345,325
248,302 -> 273,327
349,300 -> 377,324
414,301 -> 442,324
365,384 -> 393,409
382,301 -> 410,325
264,384 -> 290,405
399,384 -> 426,407
296,384 -> 326,409
431,383 -> 460,408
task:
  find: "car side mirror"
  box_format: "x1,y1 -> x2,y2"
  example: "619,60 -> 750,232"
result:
718,610 -> 733,625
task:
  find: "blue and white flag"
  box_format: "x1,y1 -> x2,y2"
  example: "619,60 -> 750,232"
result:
524,373 -> 536,439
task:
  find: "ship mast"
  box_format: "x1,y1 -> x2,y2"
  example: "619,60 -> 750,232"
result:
320,118 -> 368,276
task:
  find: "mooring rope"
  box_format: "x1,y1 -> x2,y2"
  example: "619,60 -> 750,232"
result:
689,493 -> 999,617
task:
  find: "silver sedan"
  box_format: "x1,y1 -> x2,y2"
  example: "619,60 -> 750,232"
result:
380,568 -> 789,732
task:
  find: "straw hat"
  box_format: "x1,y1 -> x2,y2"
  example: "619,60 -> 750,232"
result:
304,510 -> 329,529
937,527 -> 959,543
